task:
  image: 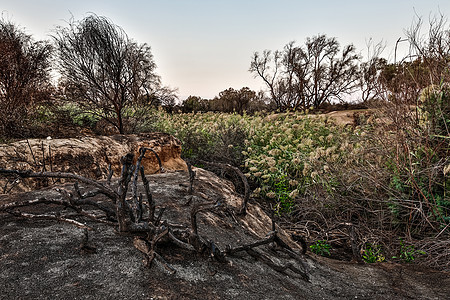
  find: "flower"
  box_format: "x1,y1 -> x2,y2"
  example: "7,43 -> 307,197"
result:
289,189 -> 299,199
444,164 -> 450,175
266,191 -> 277,199
266,157 -> 277,167
289,179 -> 298,186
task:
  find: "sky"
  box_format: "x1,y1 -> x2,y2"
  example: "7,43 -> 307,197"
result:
1,0 -> 449,100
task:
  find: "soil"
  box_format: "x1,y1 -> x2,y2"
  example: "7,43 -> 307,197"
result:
1,169 -> 449,300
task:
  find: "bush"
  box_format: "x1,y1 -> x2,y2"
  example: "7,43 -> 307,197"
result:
150,107 -> 448,269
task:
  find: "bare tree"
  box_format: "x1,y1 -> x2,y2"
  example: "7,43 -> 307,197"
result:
250,49 -> 285,110
405,12 -> 450,86
0,18 -> 52,137
302,35 -> 360,108
53,15 -> 161,134
250,35 -> 360,110
358,39 -> 386,103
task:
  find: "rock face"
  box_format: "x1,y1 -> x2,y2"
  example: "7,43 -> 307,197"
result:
1,168 -> 449,299
0,133 -> 186,193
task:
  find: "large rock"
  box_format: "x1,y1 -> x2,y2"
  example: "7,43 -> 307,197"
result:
0,133 -> 187,193
1,168 -> 448,299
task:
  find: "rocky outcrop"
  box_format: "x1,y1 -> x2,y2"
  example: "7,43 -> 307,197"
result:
0,133 -> 187,193
1,167 -> 449,299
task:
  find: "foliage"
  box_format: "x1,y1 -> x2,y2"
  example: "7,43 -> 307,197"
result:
309,240 -> 331,256
0,18 -> 52,137
150,104 -> 448,269
180,88 -> 270,114
53,14 -> 167,134
362,243 -> 385,263
392,239 -> 426,263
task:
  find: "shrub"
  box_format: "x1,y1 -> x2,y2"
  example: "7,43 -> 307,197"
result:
310,240 -> 331,256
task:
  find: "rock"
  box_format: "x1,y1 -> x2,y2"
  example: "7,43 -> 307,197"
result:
1,167 -> 449,299
0,133 -> 187,193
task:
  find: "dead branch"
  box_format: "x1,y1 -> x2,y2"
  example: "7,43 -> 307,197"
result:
106,164 -> 113,185
186,161 -> 195,194
6,209 -> 92,230
140,165 -> 155,224
141,147 -> 163,173
0,168 -> 117,200
246,248 -> 309,282
0,148 -> 314,280
226,231 -> 277,255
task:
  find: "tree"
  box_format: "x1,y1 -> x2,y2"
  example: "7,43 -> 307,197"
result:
250,35 -> 360,110
357,40 -> 386,103
0,18 -> 52,137
181,96 -> 209,113
212,87 -> 257,114
53,15 -> 161,134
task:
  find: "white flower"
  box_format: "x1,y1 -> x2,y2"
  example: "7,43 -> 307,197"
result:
289,189 -> 299,199
444,164 -> 450,176
266,191 -> 277,199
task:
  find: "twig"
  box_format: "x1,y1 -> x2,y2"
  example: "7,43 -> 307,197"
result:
7,210 -> 92,230
154,207 -> 166,227
106,164 -> 113,185
26,139 -> 38,167
0,169 -> 118,201
226,231 -> 277,255
140,165 -> 154,223
168,230 -> 196,252
186,160 -> 195,194
140,147 -> 163,173
246,248 -> 309,282
41,141 -> 46,172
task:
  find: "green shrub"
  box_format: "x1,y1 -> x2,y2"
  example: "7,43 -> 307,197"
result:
362,243 -> 385,263
309,240 -> 331,256
392,239 -> 426,263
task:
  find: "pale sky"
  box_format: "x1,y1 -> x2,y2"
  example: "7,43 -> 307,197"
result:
1,1 -> 449,100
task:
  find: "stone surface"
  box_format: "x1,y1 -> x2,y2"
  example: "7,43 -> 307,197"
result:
1,168 -> 449,299
0,133 -> 186,193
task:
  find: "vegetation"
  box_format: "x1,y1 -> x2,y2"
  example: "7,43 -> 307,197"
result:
362,243 -> 385,263
250,35 -> 360,110
0,18 -> 52,137
309,240 -> 331,256
0,11 -> 449,270
52,14 -> 172,134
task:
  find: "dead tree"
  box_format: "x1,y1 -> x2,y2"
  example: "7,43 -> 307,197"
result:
0,147 -> 308,279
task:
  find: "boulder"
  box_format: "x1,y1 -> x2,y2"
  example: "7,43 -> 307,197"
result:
1,167 -> 448,299
0,133 -> 187,193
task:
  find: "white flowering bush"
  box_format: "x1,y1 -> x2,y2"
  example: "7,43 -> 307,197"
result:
147,107 -> 450,268
152,110 -> 364,213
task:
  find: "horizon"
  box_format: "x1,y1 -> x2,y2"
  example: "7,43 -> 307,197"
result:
1,1 -> 449,100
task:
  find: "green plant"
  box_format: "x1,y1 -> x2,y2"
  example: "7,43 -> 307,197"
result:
392,239 -> 426,262
309,240 -> 331,256
362,243 -> 385,263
